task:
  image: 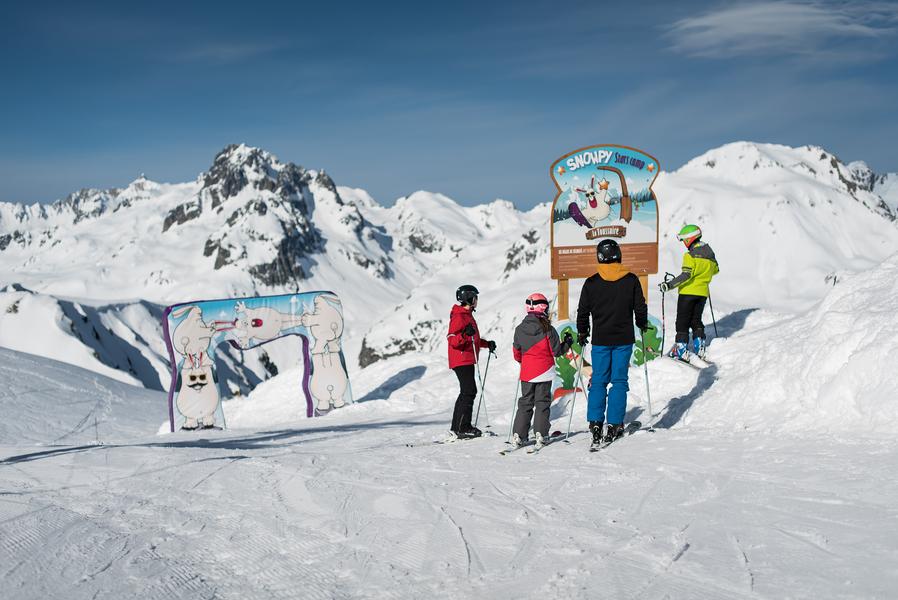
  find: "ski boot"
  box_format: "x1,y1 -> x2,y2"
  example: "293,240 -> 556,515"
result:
534,432 -> 545,450
589,421 -> 604,449
669,342 -> 691,362
603,423 -> 624,444
511,433 -> 523,448
457,426 -> 482,440
692,337 -> 707,360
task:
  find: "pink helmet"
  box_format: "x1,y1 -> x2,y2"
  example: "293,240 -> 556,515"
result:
525,292 -> 549,315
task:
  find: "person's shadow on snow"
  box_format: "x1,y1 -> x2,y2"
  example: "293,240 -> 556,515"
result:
356,366 -> 427,403
654,364 -> 718,429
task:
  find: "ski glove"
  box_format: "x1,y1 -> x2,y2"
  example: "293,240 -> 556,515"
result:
463,324 -> 476,336
658,282 -> 670,293
638,322 -> 651,333
562,332 -> 574,346
487,340 -> 497,353
577,332 -> 589,347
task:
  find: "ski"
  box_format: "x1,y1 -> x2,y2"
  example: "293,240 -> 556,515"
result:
666,355 -> 710,370
403,433 -> 481,447
427,429 -> 498,446
589,421 -> 642,452
432,435 -> 476,445
502,432 -> 565,455
526,432 -> 568,454
499,442 -> 531,456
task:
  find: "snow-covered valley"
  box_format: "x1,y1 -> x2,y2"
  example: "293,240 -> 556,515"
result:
2,141 -> 898,598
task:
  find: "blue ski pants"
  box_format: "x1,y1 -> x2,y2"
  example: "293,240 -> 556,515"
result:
587,344 -> 632,425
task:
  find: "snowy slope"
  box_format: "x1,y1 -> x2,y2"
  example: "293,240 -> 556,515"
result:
0,346 -> 163,444
680,253 -> 898,436
2,298 -> 898,600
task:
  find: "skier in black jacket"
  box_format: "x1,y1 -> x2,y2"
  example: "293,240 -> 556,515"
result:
576,239 -> 648,448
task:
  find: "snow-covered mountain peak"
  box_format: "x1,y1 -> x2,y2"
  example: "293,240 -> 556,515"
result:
679,141 -> 840,180
674,141 -> 895,220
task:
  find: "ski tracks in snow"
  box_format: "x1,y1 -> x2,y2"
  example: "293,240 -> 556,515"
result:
3,413 -> 898,598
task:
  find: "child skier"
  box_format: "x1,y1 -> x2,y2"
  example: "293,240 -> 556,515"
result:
510,293 -> 573,449
576,239 -> 648,448
447,284 -> 497,439
659,224 -> 719,361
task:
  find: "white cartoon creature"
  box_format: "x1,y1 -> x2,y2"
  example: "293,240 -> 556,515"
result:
233,300 -> 305,348
171,305 -> 215,367
301,295 -> 344,354
569,176 -> 613,228
176,363 -> 220,430
301,295 -> 348,411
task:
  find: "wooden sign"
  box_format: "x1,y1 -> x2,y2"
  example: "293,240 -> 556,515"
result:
550,145 -> 660,280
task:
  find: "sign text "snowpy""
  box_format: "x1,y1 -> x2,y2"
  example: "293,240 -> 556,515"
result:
565,150 -> 647,172
565,149 -> 613,171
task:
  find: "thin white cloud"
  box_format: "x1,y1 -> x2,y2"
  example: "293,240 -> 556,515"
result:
668,1 -> 897,58
180,41 -> 287,63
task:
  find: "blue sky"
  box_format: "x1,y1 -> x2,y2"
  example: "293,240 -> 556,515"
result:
1,0 -> 896,208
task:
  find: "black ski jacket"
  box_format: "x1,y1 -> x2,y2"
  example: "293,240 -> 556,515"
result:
576,265 -> 648,346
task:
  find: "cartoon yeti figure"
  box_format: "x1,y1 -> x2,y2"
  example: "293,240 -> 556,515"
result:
301,295 -> 349,411
171,305 -> 215,367
176,363 -> 220,430
233,300 -> 305,348
301,295 -> 344,354
569,176 -> 613,228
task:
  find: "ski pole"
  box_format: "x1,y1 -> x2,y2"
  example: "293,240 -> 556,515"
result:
565,348 -> 586,441
472,336 -> 491,428
708,291 -> 718,338
506,377 -> 521,444
477,352 -> 493,429
640,329 -> 654,428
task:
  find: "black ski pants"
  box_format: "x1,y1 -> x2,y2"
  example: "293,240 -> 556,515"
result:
513,380 -> 552,440
451,365 -> 477,432
675,294 -> 707,344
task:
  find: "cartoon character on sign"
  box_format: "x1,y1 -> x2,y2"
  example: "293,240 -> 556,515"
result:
171,305 -> 215,367
232,300 -> 305,348
569,176 -> 613,228
301,295 -> 349,412
176,364 -> 220,430
170,305 -> 223,429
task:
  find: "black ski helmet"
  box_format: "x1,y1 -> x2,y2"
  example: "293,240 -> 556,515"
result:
456,284 -> 479,306
596,239 -> 622,264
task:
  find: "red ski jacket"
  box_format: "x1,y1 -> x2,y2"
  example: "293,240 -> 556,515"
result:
512,314 -> 570,382
447,304 -> 488,368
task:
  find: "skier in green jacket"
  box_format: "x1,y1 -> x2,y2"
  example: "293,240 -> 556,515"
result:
659,224 -> 719,361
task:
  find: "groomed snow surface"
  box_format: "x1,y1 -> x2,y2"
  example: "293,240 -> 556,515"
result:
3,257 -> 898,599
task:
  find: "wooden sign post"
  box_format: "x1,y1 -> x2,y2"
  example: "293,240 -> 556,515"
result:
550,145 -> 660,320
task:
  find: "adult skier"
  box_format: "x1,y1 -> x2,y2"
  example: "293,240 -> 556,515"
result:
447,285 -> 497,439
576,239 -> 648,447
659,224 -> 719,361
510,293 -> 573,449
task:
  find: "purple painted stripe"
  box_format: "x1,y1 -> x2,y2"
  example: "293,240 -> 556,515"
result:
300,334 -> 313,418
161,305 -> 178,433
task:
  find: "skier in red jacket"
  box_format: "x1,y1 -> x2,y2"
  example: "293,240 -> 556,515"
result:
447,284 -> 496,438
511,293 -> 573,449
